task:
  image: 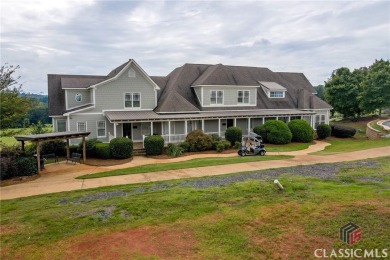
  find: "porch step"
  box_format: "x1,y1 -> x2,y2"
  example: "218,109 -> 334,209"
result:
133,148 -> 146,156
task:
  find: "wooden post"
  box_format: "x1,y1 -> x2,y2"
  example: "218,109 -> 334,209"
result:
36,141 -> 41,174
21,141 -> 25,152
82,136 -> 86,163
66,139 -> 70,159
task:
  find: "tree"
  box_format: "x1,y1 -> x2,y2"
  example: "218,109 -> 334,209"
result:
324,67 -> 365,118
0,64 -> 32,128
314,85 -> 325,100
360,59 -> 390,117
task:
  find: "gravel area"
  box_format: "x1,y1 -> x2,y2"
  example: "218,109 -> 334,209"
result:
60,160 -> 380,204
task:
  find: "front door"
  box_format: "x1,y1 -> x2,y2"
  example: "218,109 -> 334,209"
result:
227,119 -> 234,128
123,123 -> 132,138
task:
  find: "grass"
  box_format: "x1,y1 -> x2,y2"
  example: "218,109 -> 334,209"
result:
311,137 -> 390,155
1,157 -> 389,259
265,142 -> 312,152
77,155 -> 293,179
0,125 -> 53,147
0,137 -> 18,146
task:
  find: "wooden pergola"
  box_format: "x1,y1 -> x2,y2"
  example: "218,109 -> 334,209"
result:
15,131 -> 91,173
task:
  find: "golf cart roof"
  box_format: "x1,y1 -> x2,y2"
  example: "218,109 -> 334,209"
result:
242,134 -> 262,139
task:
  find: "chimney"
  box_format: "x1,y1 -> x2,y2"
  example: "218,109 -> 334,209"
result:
298,89 -> 306,109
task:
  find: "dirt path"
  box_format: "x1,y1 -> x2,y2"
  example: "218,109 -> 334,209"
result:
0,142 -> 388,200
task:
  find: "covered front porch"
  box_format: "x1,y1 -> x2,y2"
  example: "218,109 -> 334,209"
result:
104,110 -> 317,146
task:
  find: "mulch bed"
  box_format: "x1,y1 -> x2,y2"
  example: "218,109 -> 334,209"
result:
85,158 -> 133,166
146,149 -> 237,159
0,175 -> 40,187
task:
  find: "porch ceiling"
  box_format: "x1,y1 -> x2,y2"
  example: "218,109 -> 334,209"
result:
104,110 -> 315,122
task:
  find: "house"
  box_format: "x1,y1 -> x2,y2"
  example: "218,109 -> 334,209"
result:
48,59 -> 332,145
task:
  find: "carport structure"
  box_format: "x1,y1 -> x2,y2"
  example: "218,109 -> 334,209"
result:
15,131 -> 90,173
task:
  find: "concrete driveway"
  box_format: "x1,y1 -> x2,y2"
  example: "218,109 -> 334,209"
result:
1,141 -> 389,200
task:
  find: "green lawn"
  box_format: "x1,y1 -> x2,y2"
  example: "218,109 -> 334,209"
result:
312,137 -> 390,155
77,155 -> 293,179
265,142 -> 312,152
1,157 -> 389,259
0,136 -> 18,146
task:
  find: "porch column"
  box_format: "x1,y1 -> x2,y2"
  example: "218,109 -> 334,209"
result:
66,139 -> 70,159
184,120 -> 188,135
247,118 -> 251,134
311,116 -> 315,128
218,119 -> 221,137
113,123 -> 117,138
36,141 -> 41,174
288,116 -> 291,123
276,116 -> 279,121
168,121 -> 171,143
234,118 -> 237,126
201,120 -> 204,131
151,121 -> 153,136
262,117 -> 265,124
82,136 -> 86,163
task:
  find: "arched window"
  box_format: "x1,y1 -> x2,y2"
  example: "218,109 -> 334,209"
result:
128,68 -> 136,77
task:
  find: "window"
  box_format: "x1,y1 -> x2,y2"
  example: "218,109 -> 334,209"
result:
75,93 -> 82,102
128,68 -> 136,77
238,90 -> 250,104
270,91 -> 284,98
315,115 -> 326,129
77,122 -> 86,132
210,90 -> 223,105
125,93 -> 141,108
57,119 -> 66,132
97,121 -> 106,137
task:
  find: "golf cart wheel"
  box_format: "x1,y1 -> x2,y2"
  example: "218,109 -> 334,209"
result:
259,150 -> 266,156
238,150 -> 245,157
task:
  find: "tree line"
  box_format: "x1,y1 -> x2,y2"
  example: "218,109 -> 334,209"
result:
0,64 -> 50,129
323,59 -> 390,118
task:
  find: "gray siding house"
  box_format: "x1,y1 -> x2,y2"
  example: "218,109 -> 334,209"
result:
48,59 -> 332,145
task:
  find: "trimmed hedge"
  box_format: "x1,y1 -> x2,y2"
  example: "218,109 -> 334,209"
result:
186,130 -> 213,151
78,138 -> 102,158
144,135 -> 165,155
95,143 -> 111,159
0,157 -> 17,180
253,125 -> 266,138
178,142 -> 190,152
16,157 -> 38,176
331,125 -> 356,138
316,124 -> 332,139
225,127 -> 242,146
288,119 -> 314,143
260,120 -> 292,144
40,141 -> 66,156
109,137 -> 133,159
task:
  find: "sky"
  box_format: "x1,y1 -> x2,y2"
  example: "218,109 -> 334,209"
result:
1,0 -> 389,94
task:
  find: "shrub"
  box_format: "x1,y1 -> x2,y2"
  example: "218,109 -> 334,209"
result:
288,119 -> 314,143
225,127 -> 242,146
95,143 -> 111,159
316,124 -> 332,139
253,125 -> 266,138
16,157 -> 38,176
109,137 -> 133,159
166,143 -> 183,157
210,134 -> 221,142
261,120 -> 292,144
186,130 -> 213,152
144,135 -> 165,155
178,142 -> 190,152
69,145 -> 79,155
222,140 -> 231,150
216,142 -> 225,153
78,138 -> 102,158
40,141 -> 66,156
0,157 -> 18,180
331,125 -> 356,138
234,141 -> 241,149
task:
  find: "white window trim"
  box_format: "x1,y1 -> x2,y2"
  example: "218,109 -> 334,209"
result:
210,90 -> 224,105
96,120 -> 106,138
237,90 -> 250,104
124,92 -> 141,109
269,91 -> 285,98
77,121 -> 87,132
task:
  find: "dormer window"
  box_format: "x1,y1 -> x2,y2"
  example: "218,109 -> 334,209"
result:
210,90 -> 223,105
258,81 -> 287,99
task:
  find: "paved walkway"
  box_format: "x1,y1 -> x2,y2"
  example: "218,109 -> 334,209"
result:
1,142 -> 389,200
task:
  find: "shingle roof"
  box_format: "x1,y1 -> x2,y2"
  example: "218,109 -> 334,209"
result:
61,76 -> 106,89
